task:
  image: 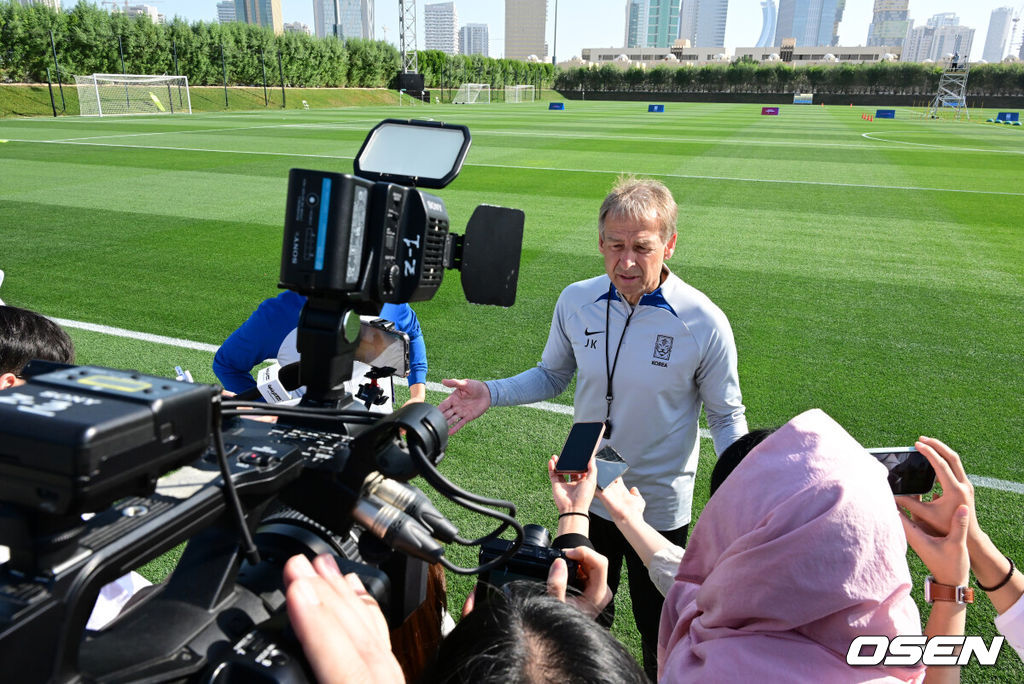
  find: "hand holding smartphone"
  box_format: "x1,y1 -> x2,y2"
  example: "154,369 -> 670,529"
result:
555,422 -> 606,474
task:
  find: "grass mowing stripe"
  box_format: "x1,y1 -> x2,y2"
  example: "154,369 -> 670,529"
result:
4,137 -> 1022,198
47,316 -> 1022,493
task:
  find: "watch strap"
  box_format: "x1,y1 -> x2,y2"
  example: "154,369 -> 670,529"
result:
926,576 -> 975,604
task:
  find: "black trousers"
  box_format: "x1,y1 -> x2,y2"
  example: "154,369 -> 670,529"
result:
589,514 -> 688,681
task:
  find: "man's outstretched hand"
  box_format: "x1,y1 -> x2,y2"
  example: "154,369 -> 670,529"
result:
438,378 -> 491,435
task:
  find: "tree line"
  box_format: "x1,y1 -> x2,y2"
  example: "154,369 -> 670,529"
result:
0,1 -> 554,89
555,60 -> 1024,97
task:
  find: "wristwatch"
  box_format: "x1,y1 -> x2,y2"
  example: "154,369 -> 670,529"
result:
924,575 -> 974,604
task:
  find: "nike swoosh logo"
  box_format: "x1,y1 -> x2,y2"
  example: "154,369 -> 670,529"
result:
584,329 -> 604,336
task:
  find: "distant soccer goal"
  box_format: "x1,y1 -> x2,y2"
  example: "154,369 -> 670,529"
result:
452,83 -> 490,104
504,84 -> 535,103
74,74 -> 192,117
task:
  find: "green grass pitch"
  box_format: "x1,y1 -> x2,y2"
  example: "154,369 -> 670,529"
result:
0,101 -> 1022,680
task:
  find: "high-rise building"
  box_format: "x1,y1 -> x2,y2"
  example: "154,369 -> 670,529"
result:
283,21 -> 312,34
314,0 -> 373,40
16,0 -> 60,11
341,0 -> 373,40
693,0 -> 727,47
217,0 -> 236,22
505,0 -> 547,61
932,25 -> 974,61
625,0 -> 649,48
678,0 -> 697,45
756,0 -> 776,48
902,14 -> 974,63
927,12 -> 959,29
775,0 -> 845,47
646,0 -> 681,48
982,7 -> 1013,62
460,23 -> 489,56
234,0 -> 282,34
866,0 -> 909,47
425,2 -> 458,54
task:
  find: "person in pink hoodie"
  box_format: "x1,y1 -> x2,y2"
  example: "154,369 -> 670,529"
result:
608,409 -> 965,683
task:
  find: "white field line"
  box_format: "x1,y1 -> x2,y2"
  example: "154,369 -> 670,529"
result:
51,122 -> 302,143
861,131 -> 1024,155
6,137 -> 1024,198
54,317 -> 1022,493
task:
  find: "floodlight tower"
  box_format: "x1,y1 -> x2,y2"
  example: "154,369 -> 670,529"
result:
927,34 -> 971,120
399,0 -> 418,74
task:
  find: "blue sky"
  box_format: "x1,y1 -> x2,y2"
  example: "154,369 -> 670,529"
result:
74,1 -> 1016,61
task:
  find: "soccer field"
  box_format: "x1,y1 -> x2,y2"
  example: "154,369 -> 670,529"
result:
1,101 -> 1022,679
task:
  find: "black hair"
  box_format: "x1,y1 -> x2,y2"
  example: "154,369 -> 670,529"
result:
0,305 -> 75,375
423,583 -> 647,684
709,428 -> 777,498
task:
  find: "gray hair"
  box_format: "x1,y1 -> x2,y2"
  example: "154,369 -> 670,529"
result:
598,176 -> 678,243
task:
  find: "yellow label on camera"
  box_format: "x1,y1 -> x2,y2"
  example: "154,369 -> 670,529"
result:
77,375 -> 152,393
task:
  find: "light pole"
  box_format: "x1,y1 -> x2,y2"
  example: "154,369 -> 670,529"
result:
552,0 -> 558,66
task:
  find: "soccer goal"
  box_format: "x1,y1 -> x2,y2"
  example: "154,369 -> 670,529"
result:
74,74 -> 192,117
452,83 -> 490,104
504,84 -> 535,103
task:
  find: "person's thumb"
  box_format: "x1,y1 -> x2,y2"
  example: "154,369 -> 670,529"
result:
547,558 -> 568,603
441,378 -> 463,389
948,504 -> 970,545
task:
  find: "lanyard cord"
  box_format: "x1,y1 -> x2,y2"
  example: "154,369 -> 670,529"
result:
604,285 -> 635,437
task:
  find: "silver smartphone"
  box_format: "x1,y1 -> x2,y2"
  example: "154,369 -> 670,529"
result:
595,446 -> 630,490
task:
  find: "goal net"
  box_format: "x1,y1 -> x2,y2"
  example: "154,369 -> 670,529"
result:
75,74 -> 192,117
452,83 -> 490,104
504,85 -> 535,103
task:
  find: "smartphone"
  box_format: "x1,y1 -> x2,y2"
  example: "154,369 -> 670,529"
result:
595,446 -> 630,490
555,422 -> 606,473
355,317 -> 410,377
867,447 -> 936,496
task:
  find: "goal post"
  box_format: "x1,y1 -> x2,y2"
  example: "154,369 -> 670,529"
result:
74,74 -> 192,117
452,83 -> 490,104
503,84 -> 535,103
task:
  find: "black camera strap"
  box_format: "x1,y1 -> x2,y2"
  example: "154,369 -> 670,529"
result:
604,284 -> 635,439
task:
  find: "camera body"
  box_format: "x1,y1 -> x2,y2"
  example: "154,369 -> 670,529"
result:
478,524 -> 581,591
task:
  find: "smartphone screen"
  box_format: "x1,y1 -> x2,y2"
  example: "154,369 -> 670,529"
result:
555,422 -> 606,473
595,446 -> 630,490
867,447 -> 936,496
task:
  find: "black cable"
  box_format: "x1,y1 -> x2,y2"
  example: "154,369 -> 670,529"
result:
211,405 -> 261,566
406,442 -> 524,573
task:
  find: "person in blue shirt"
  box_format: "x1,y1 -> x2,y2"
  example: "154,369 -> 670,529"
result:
213,290 -> 427,407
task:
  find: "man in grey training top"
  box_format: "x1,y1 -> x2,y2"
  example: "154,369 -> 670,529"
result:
438,177 -> 747,677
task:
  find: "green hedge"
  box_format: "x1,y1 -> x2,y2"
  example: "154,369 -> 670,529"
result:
555,61 -> 1024,97
0,1 -> 554,89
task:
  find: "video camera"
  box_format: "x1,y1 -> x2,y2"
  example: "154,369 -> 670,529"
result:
478,524 -> 582,593
0,119 -> 527,682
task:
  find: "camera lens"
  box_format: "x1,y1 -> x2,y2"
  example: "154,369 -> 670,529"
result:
522,523 -> 551,548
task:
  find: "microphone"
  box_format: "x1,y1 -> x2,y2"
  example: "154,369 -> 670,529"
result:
364,473 -> 459,543
351,497 -> 445,564
235,362 -> 301,403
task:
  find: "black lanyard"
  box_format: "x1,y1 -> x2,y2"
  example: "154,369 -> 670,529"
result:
604,285 -> 635,439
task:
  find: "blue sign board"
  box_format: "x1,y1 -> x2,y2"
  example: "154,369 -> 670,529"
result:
549,102 -> 565,110
996,112 -> 1019,122
875,109 -> 895,119
648,104 -> 665,113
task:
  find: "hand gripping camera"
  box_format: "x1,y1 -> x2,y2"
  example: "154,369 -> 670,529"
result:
0,120 -> 528,683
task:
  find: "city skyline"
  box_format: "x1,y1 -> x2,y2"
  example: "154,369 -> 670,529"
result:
60,0 -> 1020,62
